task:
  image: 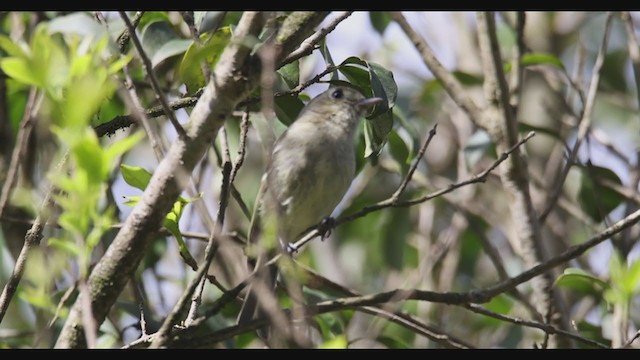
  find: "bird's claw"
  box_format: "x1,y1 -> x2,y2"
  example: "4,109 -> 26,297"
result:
318,216 -> 336,241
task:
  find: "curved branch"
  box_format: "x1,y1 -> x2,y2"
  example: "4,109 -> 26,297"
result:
54,11 -> 329,349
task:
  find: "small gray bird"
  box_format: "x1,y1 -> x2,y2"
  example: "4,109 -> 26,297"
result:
237,85 -> 383,342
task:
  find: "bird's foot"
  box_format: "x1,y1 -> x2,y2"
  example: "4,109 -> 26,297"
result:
318,216 -> 336,241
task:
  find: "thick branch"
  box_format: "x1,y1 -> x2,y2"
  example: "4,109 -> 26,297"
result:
54,11 -> 329,348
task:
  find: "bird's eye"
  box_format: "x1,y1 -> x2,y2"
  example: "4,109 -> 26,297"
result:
331,88 -> 344,99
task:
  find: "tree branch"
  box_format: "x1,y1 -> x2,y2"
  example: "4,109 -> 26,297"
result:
538,13 -> 613,223
54,11 -> 329,348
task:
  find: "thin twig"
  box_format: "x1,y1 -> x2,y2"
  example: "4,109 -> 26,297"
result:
116,11 -> 144,54
463,304 -> 607,349
282,11 -> 353,66
0,151 -> 68,324
119,11 -> 186,138
620,329 -> 640,348
299,262 -> 474,349
128,202 -> 640,347
150,161 -> 233,348
230,110 -> 250,184
621,12 -> 640,112
289,132 -> 535,253
390,12 -> 485,128
463,211 -> 543,322
509,12 -> 525,109
0,89 -> 40,218
130,276 -> 148,336
539,12 -> 613,224
93,94 -> 201,137
391,123 -> 438,201
118,62 -> 165,160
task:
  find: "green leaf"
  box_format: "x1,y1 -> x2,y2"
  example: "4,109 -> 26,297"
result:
376,335 -> 410,349
577,165 -> 625,222
452,70 -> 484,86
120,164 -> 153,191
151,39 -> 192,68
0,35 -> 28,58
554,268 -> 608,296
48,12 -> 106,40
73,135 -> 106,184
521,53 -> 565,69
163,216 -> 198,271
380,207 -> 410,270
137,12 -> 171,31
387,130 -> 410,173
194,11 -> 226,34
369,12 -> 391,35
319,39 -> 339,81
277,60 -> 299,90
122,195 -> 141,207
48,238 -> 81,257
369,61 -> 398,113
104,130 -> 145,164
178,26 -> 232,93
318,335 -> 348,349
364,110 -> 393,158
476,294 -> 513,328
312,313 -> 345,341
337,60 -> 371,95
274,93 -> 305,126
337,57 -> 397,156
140,20 -> 180,62
0,58 -> 43,88
600,49 -> 628,93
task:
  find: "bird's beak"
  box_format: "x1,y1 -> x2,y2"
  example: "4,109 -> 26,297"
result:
356,97 -> 384,111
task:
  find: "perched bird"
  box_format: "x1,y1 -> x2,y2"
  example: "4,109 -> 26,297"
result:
237,85 -> 383,343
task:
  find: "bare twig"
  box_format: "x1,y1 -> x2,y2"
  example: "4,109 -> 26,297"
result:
621,12 -> 640,112
119,11 -> 186,138
290,132 -> 535,253
0,89 -> 40,218
282,11 -> 353,66
620,329 -> 640,348
509,12 -> 525,109
463,304 -> 607,348
116,11 -> 144,54
391,123 -> 438,201
539,12 -> 613,224
0,151 -> 67,324
463,211 -> 543,322
126,201 -> 640,347
55,11 -> 330,348
230,110 -> 250,184
299,262 -> 474,349
150,158 -> 233,348
93,94 -> 201,137
390,12 -> 485,129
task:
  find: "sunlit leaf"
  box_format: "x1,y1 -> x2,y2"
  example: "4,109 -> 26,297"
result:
178,26 -> 232,93
120,164 -> 153,191
318,335 -> 348,349
554,268 -> 608,296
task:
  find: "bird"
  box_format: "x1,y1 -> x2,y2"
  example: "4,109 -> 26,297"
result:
237,85 -> 383,345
